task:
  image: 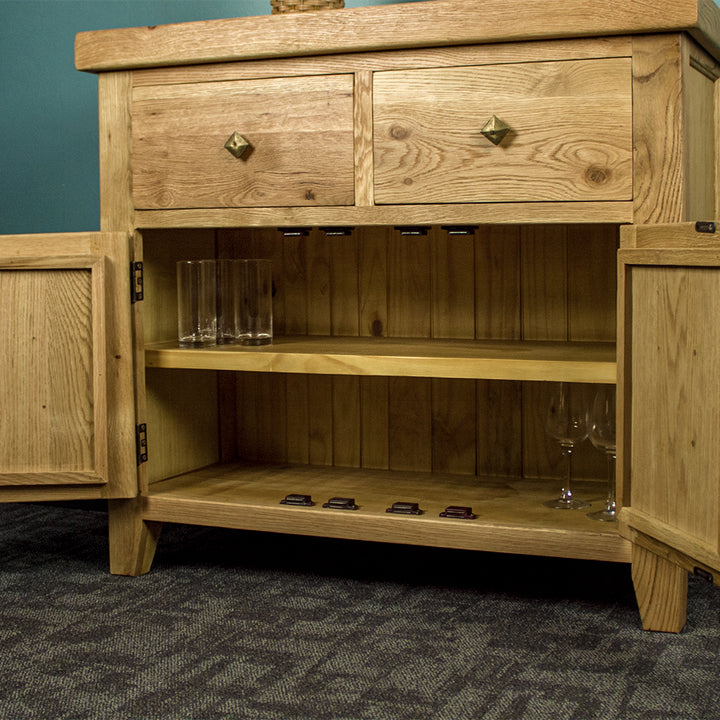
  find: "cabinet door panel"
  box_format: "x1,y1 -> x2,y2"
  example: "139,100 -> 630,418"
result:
0,233 -> 136,500
619,224 -> 720,575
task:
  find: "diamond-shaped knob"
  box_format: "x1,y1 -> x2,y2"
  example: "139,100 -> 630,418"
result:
480,116 -> 511,146
224,131 -> 250,159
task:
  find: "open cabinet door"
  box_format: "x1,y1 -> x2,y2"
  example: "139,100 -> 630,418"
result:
0,232 -> 137,501
619,222 -> 720,632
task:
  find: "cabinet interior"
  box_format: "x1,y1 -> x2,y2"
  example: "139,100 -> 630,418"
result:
137,223 -> 625,561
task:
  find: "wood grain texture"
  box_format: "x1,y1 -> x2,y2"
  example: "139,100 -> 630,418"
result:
131,38 -> 634,88
144,337 -> 616,382
632,542 -> 688,632
354,70 -> 374,207
632,35 -> 686,223
134,203 -> 633,228
628,264 -> 720,547
132,75 -> 354,209
108,498 -> 162,576
74,0 -> 720,72
374,59 -> 632,205
139,462 -> 631,563
683,38 -> 719,220
99,72 -> 133,231
621,507 -> 720,573
140,224 -> 615,494
0,233 -> 136,499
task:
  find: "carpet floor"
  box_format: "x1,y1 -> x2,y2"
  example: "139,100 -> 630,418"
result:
0,501 -> 718,719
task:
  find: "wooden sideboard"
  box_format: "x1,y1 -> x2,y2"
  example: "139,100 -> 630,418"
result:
2,0 -> 720,632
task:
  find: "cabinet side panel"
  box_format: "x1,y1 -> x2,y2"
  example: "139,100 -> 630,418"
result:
683,41 -> 719,221
630,266 -> 720,550
146,368 -> 219,483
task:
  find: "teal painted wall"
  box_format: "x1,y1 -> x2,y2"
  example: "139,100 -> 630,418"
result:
0,0 -> 419,234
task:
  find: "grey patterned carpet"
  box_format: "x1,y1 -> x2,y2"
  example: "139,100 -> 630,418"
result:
0,502 -> 719,720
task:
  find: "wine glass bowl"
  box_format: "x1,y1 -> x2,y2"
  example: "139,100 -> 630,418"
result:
586,386 -> 617,522
544,382 -> 590,510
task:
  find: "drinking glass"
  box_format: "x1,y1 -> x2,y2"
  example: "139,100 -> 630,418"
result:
586,385 -> 617,522
544,382 -> 589,509
176,260 -> 217,347
216,259 -> 241,344
237,259 -> 273,346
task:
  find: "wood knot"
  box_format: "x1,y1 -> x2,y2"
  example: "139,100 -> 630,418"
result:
390,125 -> 408,140
585,166 -> 610,186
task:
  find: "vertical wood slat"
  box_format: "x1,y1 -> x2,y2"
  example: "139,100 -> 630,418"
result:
286,374 -> 310,464
354,70 -> 374,207
282,231 -> 309,335
389,377 -> 432,472
361,377 -> 389,470
330,232 -> 359,336
387,228 -> 432,471
333,376 -> 361,468
475,226 -> 523,477
358,226 -> 389,337
521,226 -> 568,481
309,375 -> 333,465
431,226 -> 476,474
432,225 -> 475,338
432,379 -> 477,475
307,228 -> 331,335
388,227 -> 431,338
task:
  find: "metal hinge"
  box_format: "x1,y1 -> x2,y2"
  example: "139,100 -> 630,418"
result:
130,261 -> 144,303
135,423 -> 148,465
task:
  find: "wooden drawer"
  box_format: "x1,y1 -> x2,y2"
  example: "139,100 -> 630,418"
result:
373,58 -> 632,205
132,74 -> 355,209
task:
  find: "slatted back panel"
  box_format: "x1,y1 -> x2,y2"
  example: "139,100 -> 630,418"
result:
215,224 -> 617,479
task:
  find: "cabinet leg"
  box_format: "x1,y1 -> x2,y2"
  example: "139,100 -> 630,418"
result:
632,542 -> 688,632
108,498 -> 162,576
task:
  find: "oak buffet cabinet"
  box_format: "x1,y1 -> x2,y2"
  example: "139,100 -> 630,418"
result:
2,0 -> 720,633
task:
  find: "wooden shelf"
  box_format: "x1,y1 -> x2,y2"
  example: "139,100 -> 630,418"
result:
143,462 -> 631,563
144,336 -> 616,382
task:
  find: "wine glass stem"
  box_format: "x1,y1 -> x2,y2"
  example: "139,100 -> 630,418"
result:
560,443 -> 575,503
605,452 -> 617,513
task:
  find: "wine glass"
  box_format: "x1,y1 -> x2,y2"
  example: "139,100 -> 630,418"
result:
586,386 -> 617,522
544,382 -> 590,510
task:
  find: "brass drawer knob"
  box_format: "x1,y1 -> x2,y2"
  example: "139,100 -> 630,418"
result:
480,115 -> 511,146
224,131 -> 250,159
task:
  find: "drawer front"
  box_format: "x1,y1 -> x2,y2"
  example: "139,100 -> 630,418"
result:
132,74 -> 355,209
373,58 -> 632,204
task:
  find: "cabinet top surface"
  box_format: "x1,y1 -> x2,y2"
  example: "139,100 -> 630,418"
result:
75,0 -> 720,72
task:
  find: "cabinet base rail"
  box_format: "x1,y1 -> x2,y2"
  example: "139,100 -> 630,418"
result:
109,462 -> 631,575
